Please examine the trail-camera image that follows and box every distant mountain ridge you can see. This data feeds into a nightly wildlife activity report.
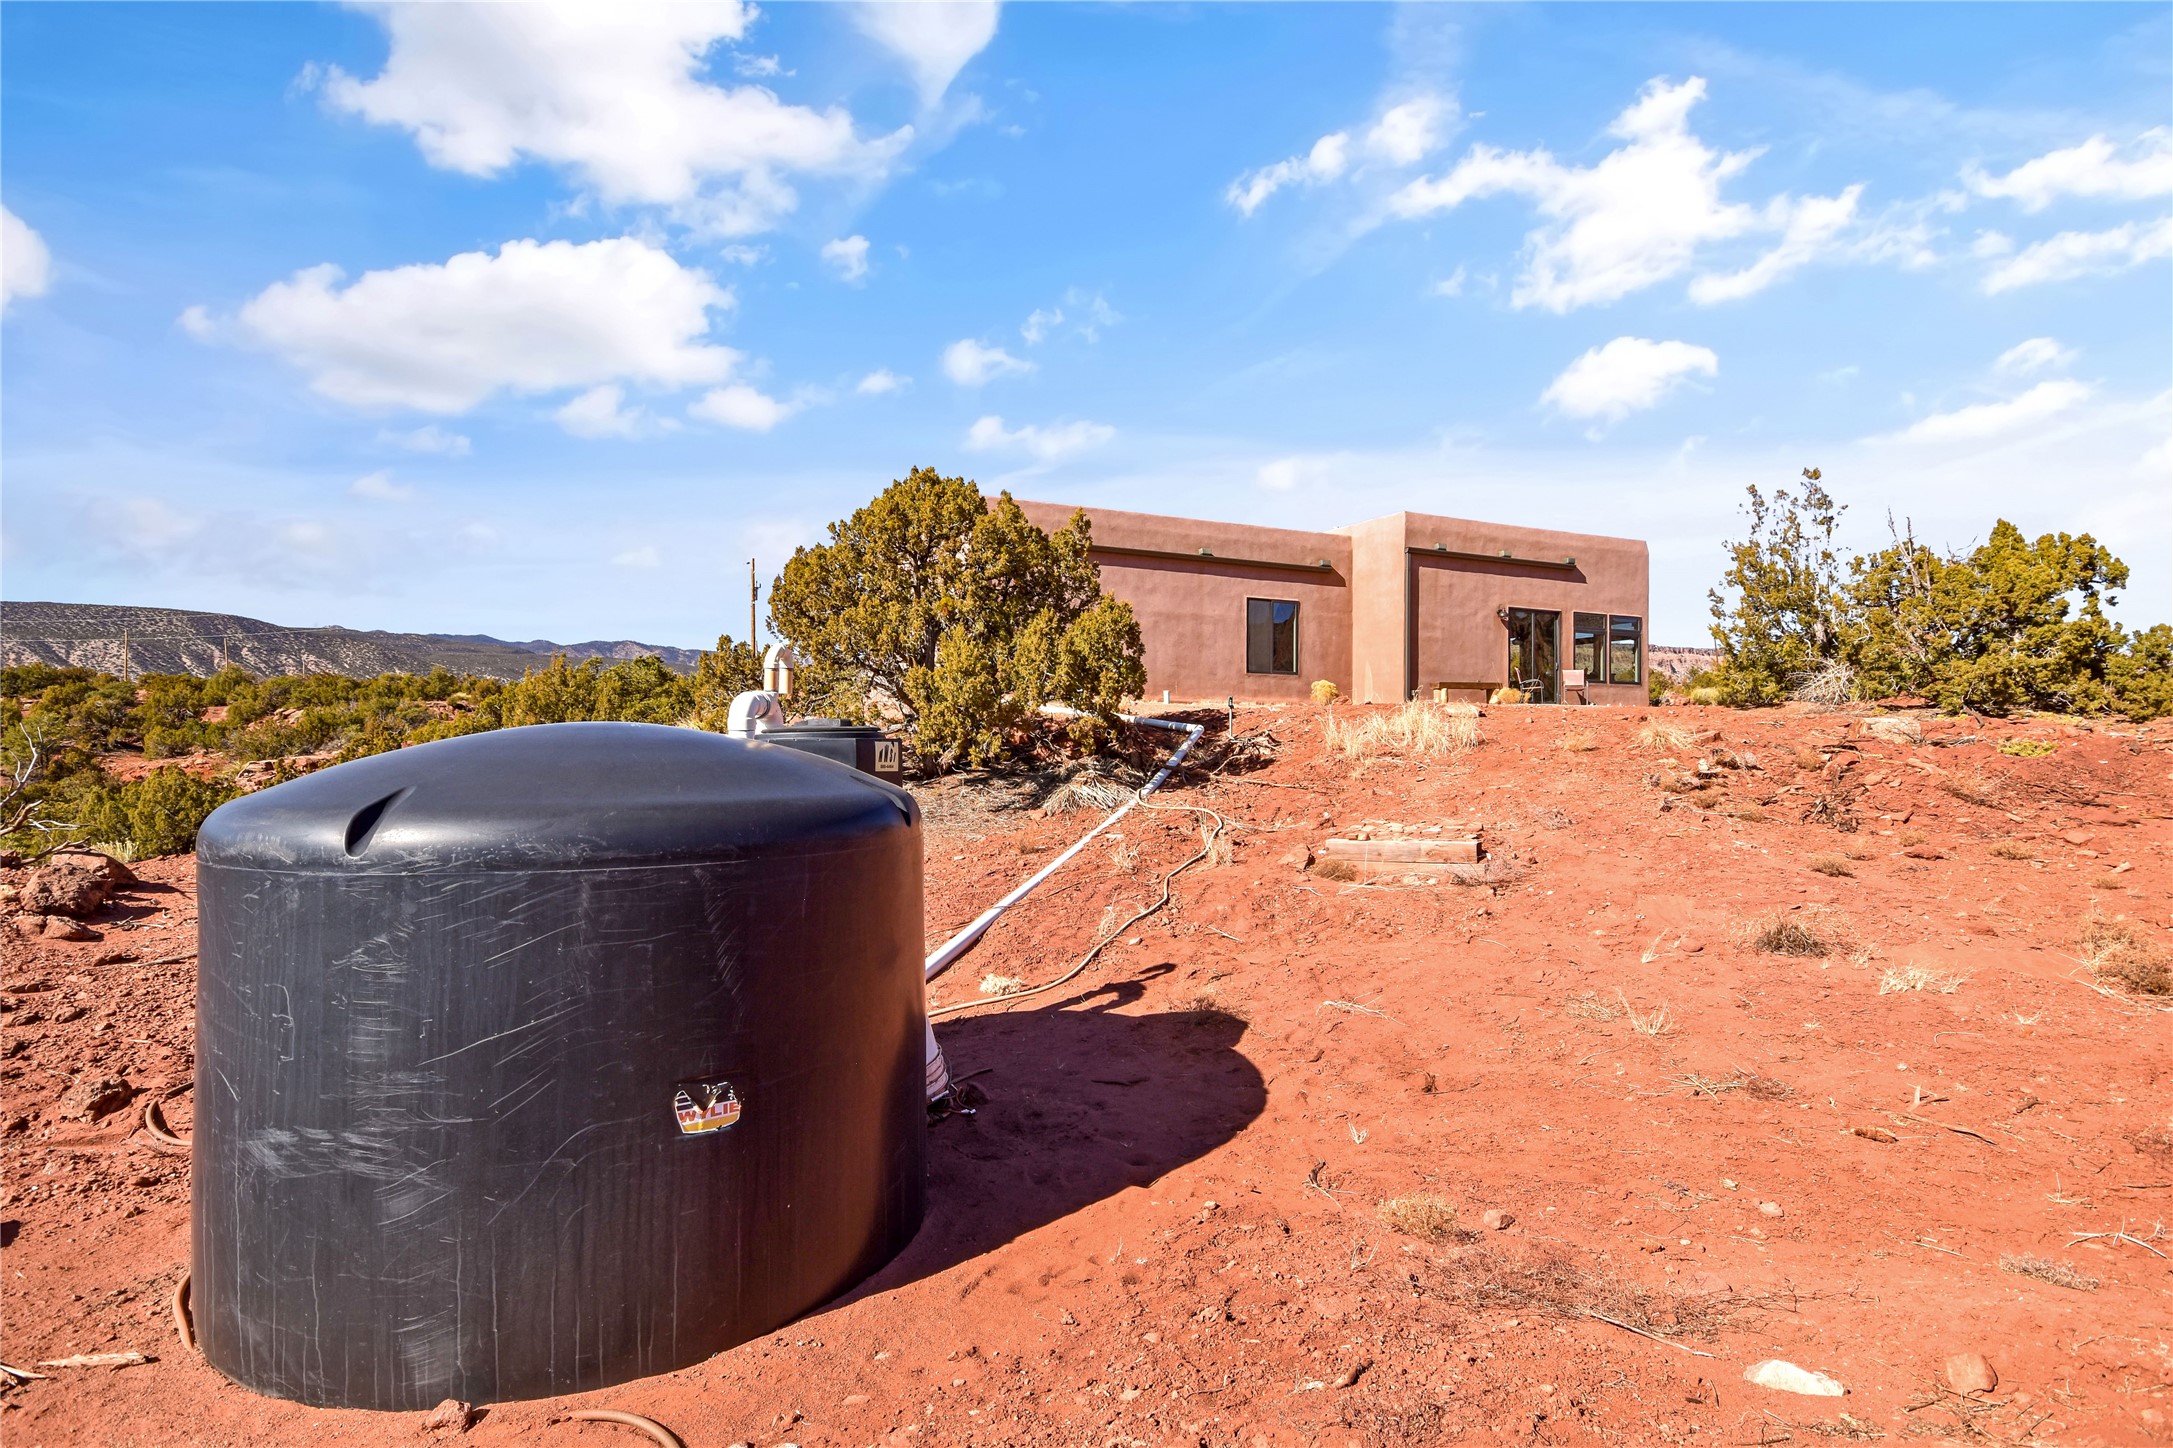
[1,602,704,680]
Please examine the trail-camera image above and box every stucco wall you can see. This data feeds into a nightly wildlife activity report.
[1017,501,1352,701]
[1015,500,1650,705]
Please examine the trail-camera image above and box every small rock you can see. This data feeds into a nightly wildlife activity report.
[1277,844,1314,871]
[842,1393,870,1406]
[1329,1360,1371,1389]
[1743,1360,1846,1397]
[1944,1353,1997,1395]
[41,915,97,941]
[1480,1209,1515,1231]
[1757,1201,1784,1218]
[17,855,123,918]
[1680,939,1704,954]
[419,1398,473,1433]
[1721,1178,1738,1190]
[1902,844,1946,860]
[2061,829,2094,845]
[59,1074,134,1121]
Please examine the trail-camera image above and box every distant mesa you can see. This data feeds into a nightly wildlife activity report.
[0,602,702,681]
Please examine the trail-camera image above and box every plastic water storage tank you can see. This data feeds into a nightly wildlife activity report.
[192,722,926,1409]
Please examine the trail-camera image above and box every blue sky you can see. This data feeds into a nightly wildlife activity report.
[4,2,2169,648]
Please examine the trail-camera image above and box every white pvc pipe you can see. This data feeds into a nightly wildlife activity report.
[922,709,1205,984]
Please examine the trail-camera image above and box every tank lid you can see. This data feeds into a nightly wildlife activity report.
[197,722,916,873]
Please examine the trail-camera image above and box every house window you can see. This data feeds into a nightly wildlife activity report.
[1573,613,1605,680]
[1246,598,1299,674]
[1609,615,1642,684]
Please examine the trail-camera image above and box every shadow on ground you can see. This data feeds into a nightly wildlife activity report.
[838,969,1265,1304]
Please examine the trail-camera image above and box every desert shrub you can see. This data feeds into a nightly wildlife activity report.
[1489,686,1521,705]
[768,469,1145,769]
[1559,729,1598,753]
[1741,907,1854,958]
[1310,679,1340,704]
[1378,1196,1459,1242]
[77,767,238,859]
[1687,686,1723,705]
[687,634,765,729]
[1637,721,1694,752]
[1704,477,2164,718]
[1808,856,1853,877]
[1792,747,1826,770]
[1988,840,2037,860]
[2079,912,2170,996]
[1998,738,2057,758]
[1936,771,2000,807]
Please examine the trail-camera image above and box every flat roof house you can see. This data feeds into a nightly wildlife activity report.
[1017,502,1650,706]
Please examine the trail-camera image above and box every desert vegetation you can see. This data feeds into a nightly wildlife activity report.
[1699,474,2170,718]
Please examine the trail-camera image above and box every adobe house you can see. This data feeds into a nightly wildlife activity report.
[1017,502,1650,705]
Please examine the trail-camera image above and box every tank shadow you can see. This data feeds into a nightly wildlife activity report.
[835,972,1266,1304]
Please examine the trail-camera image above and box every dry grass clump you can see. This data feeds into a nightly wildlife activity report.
[1617,991,1676,1036]
[1559,729,1599,753]
[1999,1253,2098,1292]
[1312,857,1362,883]
[1741,907,1856,958]
[1310,679,1340,704]
[1878,964,1967,995]
[1638,721,1695,752]
[1988,839,2038,861]
[1808,856,1855,877]
[1323,702,1479,763]
[1377,1195,1460,1242]
[1791,659,1858,707]
[1443,856,1525,889]
[2078,912,2171,996]
[1998,738,2057,758]
[1433,1245,1733,1342]
[1793,747,1828,771]
[1564,992,1621,1023]
[979,973,1027,995]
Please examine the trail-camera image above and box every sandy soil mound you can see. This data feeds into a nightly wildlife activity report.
[4,704,2169,1445]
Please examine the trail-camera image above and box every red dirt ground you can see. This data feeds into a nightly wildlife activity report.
[5,704,2171,1447]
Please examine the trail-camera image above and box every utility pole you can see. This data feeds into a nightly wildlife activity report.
[748,558,759,649]
[120,628,130,684]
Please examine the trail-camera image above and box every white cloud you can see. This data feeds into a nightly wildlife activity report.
[964,414,1113,461]
[1687,185,1863,303]
[821,234,870,283]
[1541,336,1718,427]
[850,0,1000,105]
[1981,217,2173,293]
[378,424,473,456]
[1255,457,1304,492]
[942,337,1034,385]
[209,237,739,413]
[734,52,786,79]
[1994,337,2076,376]
[1228,133,1351,216]
[1365,96,1453,167]
[1885,378,2092,445]
[1228,93,1455,216]
[856,368,907,395]
[612,544,662,569]
[690,383,794,431]
[1429,266,1467,297]
[1391,76,1864,312]
[2,206,53,311]
[350,469,415,502]
[319,4,911,235]
[555,383,651,439]
[1964,128,2173,212]
[1021,305,1062,345]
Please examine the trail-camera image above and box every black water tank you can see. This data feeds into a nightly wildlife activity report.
[192,723,925,1409]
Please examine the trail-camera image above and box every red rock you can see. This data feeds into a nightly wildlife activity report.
[59,1074,134,1121]
[40,915,97,941]
[419,1398,473,1433]
[1944,1353,1997,1395]
[1902,844,1946,860]
[1481,1208,1515,1230]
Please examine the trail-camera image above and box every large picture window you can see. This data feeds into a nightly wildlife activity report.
[1573,613,1605,680]
[1608,614,1642,684]
[1246,598,1299,674]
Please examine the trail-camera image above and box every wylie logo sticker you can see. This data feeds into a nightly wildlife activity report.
[673,1080,743,1135]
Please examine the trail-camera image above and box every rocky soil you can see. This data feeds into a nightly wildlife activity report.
[3,704,2169,1446]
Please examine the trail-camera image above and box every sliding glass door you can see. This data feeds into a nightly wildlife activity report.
[1505,608,1560,703]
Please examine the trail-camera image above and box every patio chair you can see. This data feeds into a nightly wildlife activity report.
[1562,667,1592,704]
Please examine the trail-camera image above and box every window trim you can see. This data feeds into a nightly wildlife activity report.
[1244,596,1301,675]
[1572,612,1606,683]
[1607,613,1643,685]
